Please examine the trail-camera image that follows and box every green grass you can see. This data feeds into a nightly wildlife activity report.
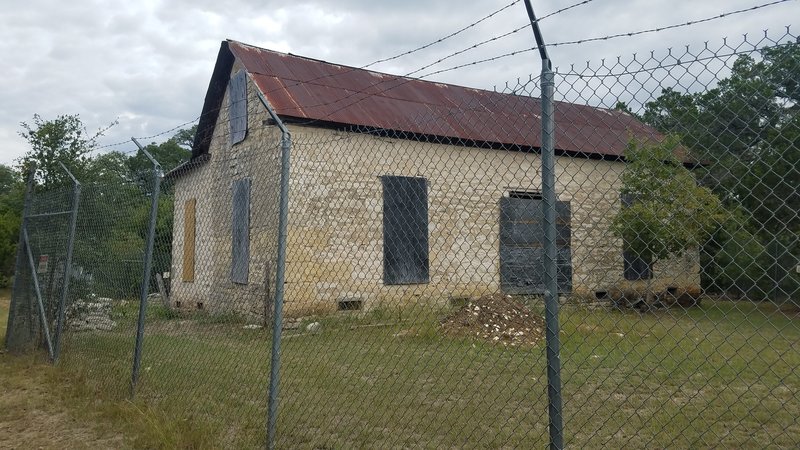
[49,298,800,449]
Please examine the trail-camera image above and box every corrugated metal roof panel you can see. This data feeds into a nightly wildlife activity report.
[231,40,664,158]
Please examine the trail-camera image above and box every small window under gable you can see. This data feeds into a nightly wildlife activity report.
[229,70,248,145]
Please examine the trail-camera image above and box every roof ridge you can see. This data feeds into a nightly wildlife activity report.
[227,41,633,118]
[227,40,537,99]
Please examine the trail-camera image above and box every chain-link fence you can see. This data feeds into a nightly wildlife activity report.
[5,28,799,448]
[5,171,76,359]
[552,29,799,449]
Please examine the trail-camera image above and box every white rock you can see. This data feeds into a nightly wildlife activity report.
[306,322,322,334]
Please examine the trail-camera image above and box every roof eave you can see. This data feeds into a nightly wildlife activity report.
[191,41,235,159]
[164,153,211,181]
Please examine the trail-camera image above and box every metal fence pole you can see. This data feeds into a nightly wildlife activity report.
[21,227,55,359]
[540,65,564,450]
[53,162,81,362]
[258,89,292,450]
[523,1,564,448]
[4,167,36,351]
[130,138,162,397]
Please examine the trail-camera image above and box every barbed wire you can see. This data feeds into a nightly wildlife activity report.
[408,0,604,76]
[254,1,525,102]
[93,0,792,152]
[92,0,604,152]
[555,30,795,78]
[365,0,523,69]
[281,0,794,125]
[260,0,600,110]
[92,116,201,152]
[277,32,794,151]
[91,28,792,160]
[418,0,794,79]
[92,2,524,153]
[548,0,793,48]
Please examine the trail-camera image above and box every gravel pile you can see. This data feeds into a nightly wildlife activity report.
[440,294,545,347]
[68,297,117,332]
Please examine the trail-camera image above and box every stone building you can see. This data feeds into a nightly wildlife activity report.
[167,40,700,319]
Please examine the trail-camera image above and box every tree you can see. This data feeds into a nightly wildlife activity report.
[12,117,192,299]
[124,126,193,192]
[614,101,639,118]
[0,164,23,287]
[170,124,198,150]
[18,114,116,187]
[73,129,192,298]
[639,42,799,300]
[611,137,728,304]
[127,139,191,184]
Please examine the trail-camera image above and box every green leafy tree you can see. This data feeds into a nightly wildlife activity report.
[640,42,799,300]
[611,137,728,302]
[17,114,116,187]
[74,130,192,298]
[0,164,23,287]
[126,130,192,192]
[13,116,192,299]
[170,124,198,150]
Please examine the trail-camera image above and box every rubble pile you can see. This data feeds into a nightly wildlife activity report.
[441,294,545,347]
[68,297,117,332]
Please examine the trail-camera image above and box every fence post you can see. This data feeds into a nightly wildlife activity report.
[53,162,81,362]
[22,227,54,359]
[4,166,36,351]
[129,138,162,397]
[540,65,564,450]
[523,1,564,448]
[256,88,292,450]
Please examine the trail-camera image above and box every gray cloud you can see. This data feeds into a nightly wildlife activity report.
[1,0,796,165]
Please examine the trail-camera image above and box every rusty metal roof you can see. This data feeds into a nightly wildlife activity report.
[194,40,664,159]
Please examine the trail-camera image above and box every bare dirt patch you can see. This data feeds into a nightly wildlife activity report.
[780,304,800,317]
[0,354,130,450]
[440,294,545,346]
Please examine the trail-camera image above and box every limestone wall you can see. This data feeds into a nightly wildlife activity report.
[170,64,282,318]
[282,126,700,315]
[171,65,700,319]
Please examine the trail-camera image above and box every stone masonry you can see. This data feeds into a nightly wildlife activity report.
[169,66,701,319]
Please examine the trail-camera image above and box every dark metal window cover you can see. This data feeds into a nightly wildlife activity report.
[382,176,429,285]
[620,193,652,280]
[499,197,572,294]
[229,70,247,146]
[231,178,251,284]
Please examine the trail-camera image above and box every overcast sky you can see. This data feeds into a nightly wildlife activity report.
[1,0,797,166]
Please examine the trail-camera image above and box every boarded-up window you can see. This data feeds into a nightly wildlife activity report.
[182,198,196,282]
[624,251,652,280]
[621,193,652,280]
[229,70,247,145]
[231,178,251,284]
[382,176,429,285]
[499,196,573,294]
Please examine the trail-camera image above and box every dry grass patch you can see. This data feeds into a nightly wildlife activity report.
[0,289,216,449]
